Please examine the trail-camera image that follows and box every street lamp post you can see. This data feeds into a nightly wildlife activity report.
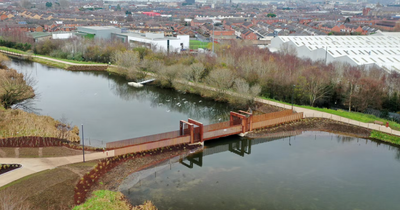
[291,85,295,112]
[212,22,215,54]
[81,124,85,162]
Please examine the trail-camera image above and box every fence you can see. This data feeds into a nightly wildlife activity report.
[114,135,191,156]
[253,113,303,129]
[106,130,181,149]
[253,109,293,122]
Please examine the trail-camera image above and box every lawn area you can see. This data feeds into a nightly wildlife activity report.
[73,190,157,210]
[0,46,27,54]
[260,96,400,131]
[32,57,70,69]
[190,40,209,50]
[37,55,103,65]
[73,190,131,210]
[370,130,400,145]
[0,46,102,65]
[0,161,97,210]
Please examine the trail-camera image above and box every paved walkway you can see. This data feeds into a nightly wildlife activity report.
[0,150,114,188]
[0,50,107,67]
[256,98,400,136]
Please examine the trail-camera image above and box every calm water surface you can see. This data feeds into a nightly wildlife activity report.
[10,60,233,146]
[121,132,400,210]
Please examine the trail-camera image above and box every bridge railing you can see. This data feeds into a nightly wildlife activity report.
[253,109,293,122]
[114,135,191,156]
[203,121,230,132]
[106,130,180,149]
[204,125,242,140]
[253,113,303,129]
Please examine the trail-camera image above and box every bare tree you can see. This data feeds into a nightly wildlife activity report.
[111,50,145,80]
[0,69,36,109]
[279,42,297,56]
[343,66,362,112]
[302,66,332,106]
[205,68,235,100]
[0,54,10,69]
[182,63,204,83]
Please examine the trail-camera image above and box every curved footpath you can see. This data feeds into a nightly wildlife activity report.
[255,98,400,136]
[0,151,115,188]
[1,50,400,188]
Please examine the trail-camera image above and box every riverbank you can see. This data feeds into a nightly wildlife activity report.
[0,105,81,142]
[248,118,400,146]
[0,144,197,209]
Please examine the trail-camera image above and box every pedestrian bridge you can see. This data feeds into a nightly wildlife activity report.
[107,110,304,156]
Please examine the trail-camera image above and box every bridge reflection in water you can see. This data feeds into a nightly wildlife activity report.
[180,130,302,169]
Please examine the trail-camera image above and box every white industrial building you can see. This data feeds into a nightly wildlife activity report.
[269,35,400,73]
[113,32,190,53]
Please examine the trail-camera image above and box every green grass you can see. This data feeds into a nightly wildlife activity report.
[36,55,102,64]
[190,40,208,50]
[0,46,27,54]
[0,169,50,191]
[370,131,400,145]
[73,190,131,210]
[32,57,70,69]
[260,96,400,131]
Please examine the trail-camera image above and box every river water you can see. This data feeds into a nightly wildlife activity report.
[121,132,400,210]
[9,60,400,209]
[9,60,233,146]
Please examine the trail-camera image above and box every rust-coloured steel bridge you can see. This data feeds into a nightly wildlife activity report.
[107,110,303,156]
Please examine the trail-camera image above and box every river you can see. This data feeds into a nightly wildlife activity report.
[9,60,233,147]
[9,60,400,209]
[121,132,400,210]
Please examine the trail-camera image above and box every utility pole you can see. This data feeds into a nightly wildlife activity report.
[212,21,215,54]
[292,85,295,112]
[81,124,85,162]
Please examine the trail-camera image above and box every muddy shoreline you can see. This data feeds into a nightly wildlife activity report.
[248,118,371,139]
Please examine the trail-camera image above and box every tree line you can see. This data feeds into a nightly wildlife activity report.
[1,34,399,119]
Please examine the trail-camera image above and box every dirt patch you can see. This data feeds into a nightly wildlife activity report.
[0,161,97,210]
[248,118,371,139]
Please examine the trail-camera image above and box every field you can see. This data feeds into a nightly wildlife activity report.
[190,40,209,50]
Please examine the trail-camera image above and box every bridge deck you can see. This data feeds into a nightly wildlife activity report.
[109,110,304,156]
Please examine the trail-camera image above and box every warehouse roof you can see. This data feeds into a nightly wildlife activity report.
[275,36,400,72]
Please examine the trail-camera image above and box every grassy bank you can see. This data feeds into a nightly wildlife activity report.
[73,190,157,210]
[37,55,103,65]
[0,107,80,142]
[370,130,400,145]
[73,190,132,210]
[0,46,103,65]
[0,46,26,54]
[260,97,400,131]
[0,161,97,210]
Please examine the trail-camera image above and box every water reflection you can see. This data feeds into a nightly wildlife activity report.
[121,132,400,210]
[9,59,234,143]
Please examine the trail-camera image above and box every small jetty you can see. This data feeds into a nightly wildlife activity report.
[128,78,155,88]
